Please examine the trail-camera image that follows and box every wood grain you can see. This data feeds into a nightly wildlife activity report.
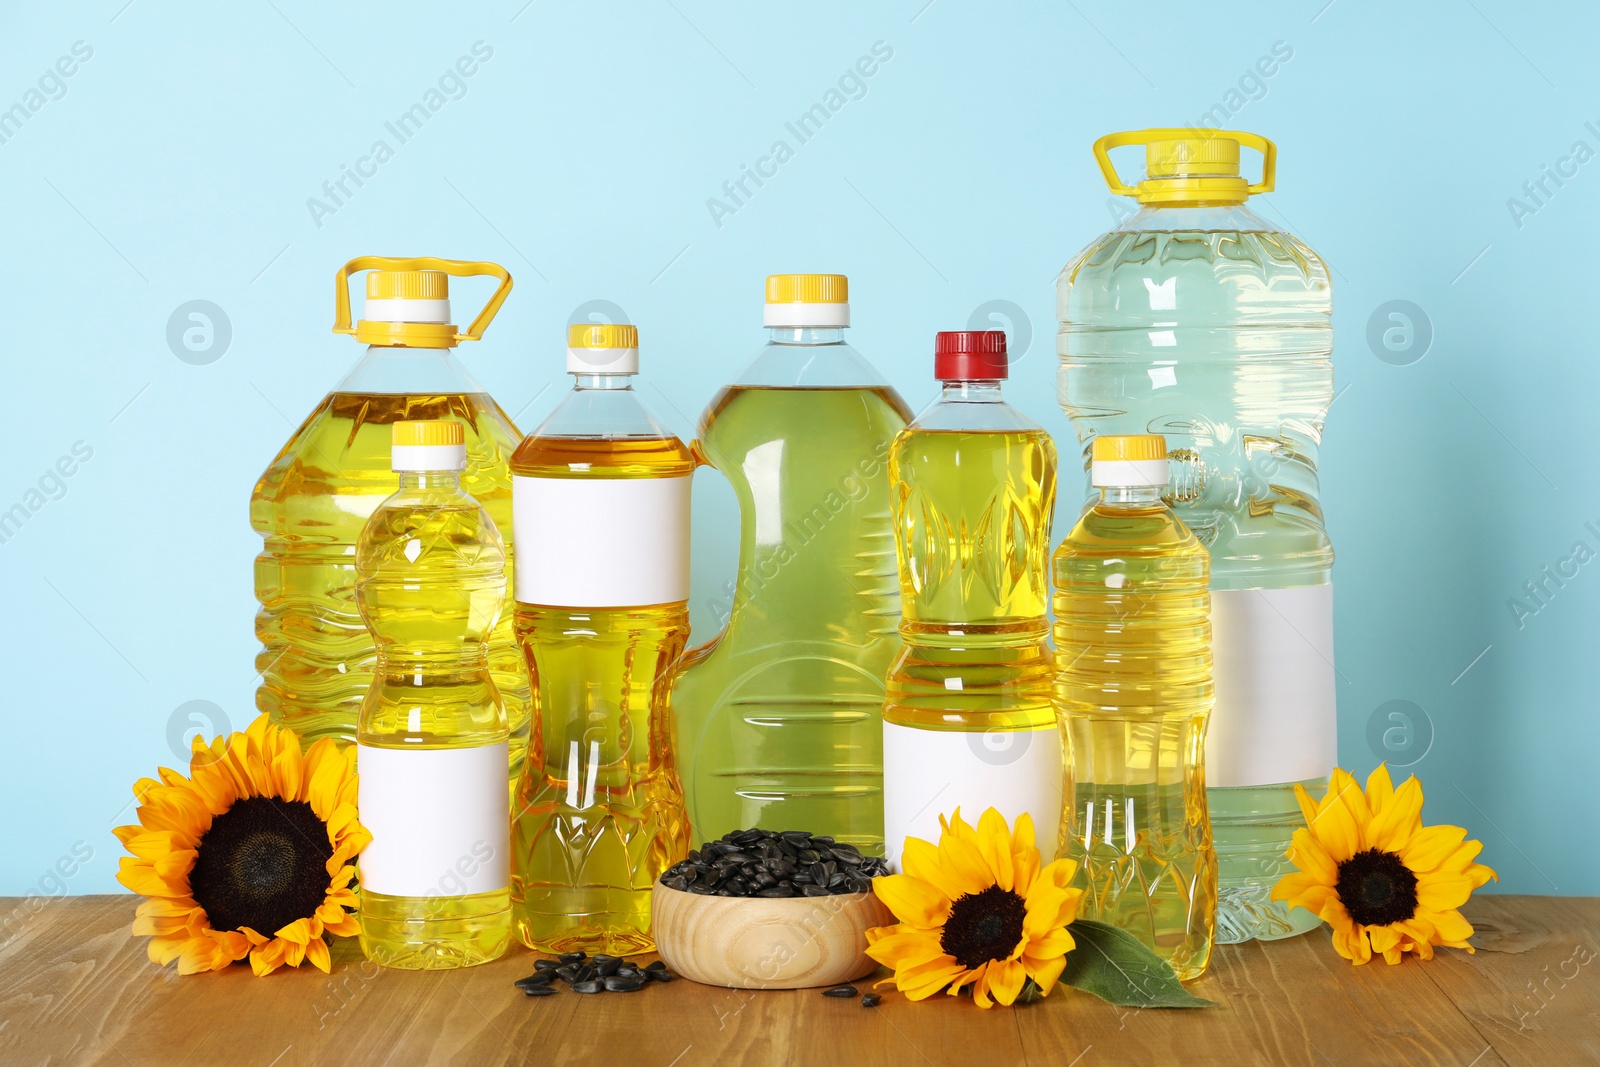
[651,881,893,989]
[0,895,1592,1066]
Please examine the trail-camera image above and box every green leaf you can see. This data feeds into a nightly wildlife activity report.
[1058,920,1217,1009]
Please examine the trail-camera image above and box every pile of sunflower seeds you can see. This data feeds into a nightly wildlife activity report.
[659,829,889,898]
[514,952,673,996]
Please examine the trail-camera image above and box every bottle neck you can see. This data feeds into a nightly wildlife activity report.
[397,470,462,490]
[937,380,1004,403]
[572,374,633,391]
[1099,484,1164,505]
[766,326,845,346]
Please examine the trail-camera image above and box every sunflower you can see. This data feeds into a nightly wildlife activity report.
[1272,765,1497,966]
[115,714,370,976]
[865,808,1081,1008]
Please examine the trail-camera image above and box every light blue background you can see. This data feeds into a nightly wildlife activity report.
[1,1,1594,898]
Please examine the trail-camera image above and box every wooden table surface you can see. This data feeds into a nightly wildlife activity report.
[2,894,1594,1066]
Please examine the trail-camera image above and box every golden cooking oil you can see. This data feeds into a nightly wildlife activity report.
[1053,434,1216,980]
[356,420,511,969]
[881,337,1061,869]
[510,326,693,955]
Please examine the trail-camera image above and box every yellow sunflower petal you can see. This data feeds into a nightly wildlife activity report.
[1022,927,1075,961]
[947,960,986,995]
[873,874,952,929]
[1416,872,1474,912]
[1465,862,1498,889]
[864,928,947,972]
[305,937,331,974]
[902,836,970,903]
[976,808,1015,892]
[1293,782,1320,828]
[1398,824,1468,873]
[1365,763,1395,808]
[1331,920,1371,964]
[1421,908,1473,944]
[249,939,290,977]
[985,958,1027,1007]
[1367,776,1424,853]
[936,832,995,899]
[895,957,967,1001]
[1023,951,1068,996]
[1307,790,1362,863]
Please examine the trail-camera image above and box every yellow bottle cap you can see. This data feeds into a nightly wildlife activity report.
[764,274,850,328]
[568,323,639,349]
[567,322,640,375]
[333,256,513,350]
[1094,129,1276,206]
[765,274,849,304]
[367,270,449,300]
[1092,433,1167,461]
[392,420,463,446]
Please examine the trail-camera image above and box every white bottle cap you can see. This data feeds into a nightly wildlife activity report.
[1090,434,1170,488]
[567,323,639,375]
[763,273,850,328]
[391,421,467,471]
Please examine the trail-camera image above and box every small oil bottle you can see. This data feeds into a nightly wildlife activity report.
[510,324,692,955]
[356,420,511,969]
[882,330,1060,870]
[1053,433,1215,980]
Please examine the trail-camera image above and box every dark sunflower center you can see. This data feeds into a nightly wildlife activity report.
[1334,847,1419,927]
[939,885,1027,970]
[189,796,334,937]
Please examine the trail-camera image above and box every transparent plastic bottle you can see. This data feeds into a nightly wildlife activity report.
[251,257,530,794]
[670,274,911,855]
[882,331,1060,871]
[1053,434,1215,980]
[509,323,692,955]
[1056,131,1334,942]
[356,420,511,969]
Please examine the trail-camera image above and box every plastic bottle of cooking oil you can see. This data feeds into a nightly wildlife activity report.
[355,420,511,969]
[670,274,911,855]
[1054,434,1215,981]
[251,257,530,794]
[881,331,1060,871]
[1057,131,1334,943]
[509,323,692,955]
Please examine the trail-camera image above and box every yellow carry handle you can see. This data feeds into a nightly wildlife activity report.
[333,256,513,348]
[1093,129,1275,204]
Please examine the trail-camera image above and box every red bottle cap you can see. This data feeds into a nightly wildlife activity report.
[934,330,1008,381]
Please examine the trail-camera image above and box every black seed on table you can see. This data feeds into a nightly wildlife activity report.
[802,884,830,897]
[834,851,863,866]
[596,958,620,977]
[558,951,587,964]
[649,969,674,982]
[812,835,834,846]
[823,985,858,998]
[781,831,811,844]
[514,974,553,989]
[732,828,763,845]
[861,993,880,1008]
[570,980,605,994]
[689,883,715,895]
[522,985,559,997]
[644,959,666,972]
[604,976,646,992]
[797,849,819,865]
[534,959,561,972]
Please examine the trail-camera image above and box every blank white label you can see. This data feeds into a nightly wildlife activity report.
[357,743,509,897]
[882,721,1065,872]
[513,475,691,607]
[1206,586,1338,788]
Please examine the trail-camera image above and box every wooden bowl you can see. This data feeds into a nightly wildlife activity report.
[651,880,893,989]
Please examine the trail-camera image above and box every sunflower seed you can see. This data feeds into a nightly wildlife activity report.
[861,993,880,1007]
[648,969,674,982]
[514,975,553,990]
[661,829,888,897]
[604,975,646,992]
[558,951,587,964]
[522,985,559,997]
[570,980,605,994]
[822,985,858,998]
[534,959,561,972]
[644,960,667,972]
